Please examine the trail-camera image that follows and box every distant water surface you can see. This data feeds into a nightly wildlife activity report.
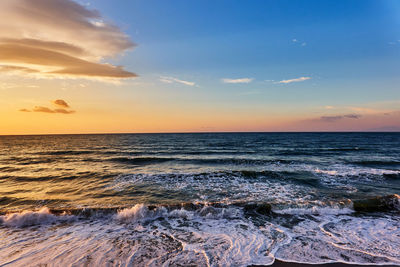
[0,133,399,266]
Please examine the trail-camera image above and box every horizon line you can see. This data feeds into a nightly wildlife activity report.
[1,130,399,137]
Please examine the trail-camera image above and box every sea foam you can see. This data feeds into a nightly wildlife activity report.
[0,207,71,227]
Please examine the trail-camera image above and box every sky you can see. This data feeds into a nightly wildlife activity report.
[0,0,399,134]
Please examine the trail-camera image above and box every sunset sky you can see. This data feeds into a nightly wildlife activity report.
[1,0,399,134]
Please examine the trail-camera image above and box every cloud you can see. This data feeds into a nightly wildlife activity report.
[33,106,57,113]
[276,77,311,84]
[52,99,70,108]
[319,114,362,122]
[221,78,253,84]
[348,106,383,115]
[1,38,85,56]
[0,65,39,74]
[53,108,75,114]
[160,76,196,86]
[20,100,75,114]
[0,0,136,80]
[292,38,306,47]
[32,106,75,114]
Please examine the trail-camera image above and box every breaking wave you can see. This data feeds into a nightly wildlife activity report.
[1,200,400,266]
[0,207,75,227]
[1,194,399,229]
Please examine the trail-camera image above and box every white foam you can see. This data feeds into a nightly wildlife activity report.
[110,172,314,206]
[116,204,242,223]
[274,206,354,215]
[315,168,338,176]
[0,207,74,227]
[116,204,166,222]
[275,214,400,265]
[1,205,400,266]
[110,166,399,208]
[168,208,194,219]
[314,166,400,177]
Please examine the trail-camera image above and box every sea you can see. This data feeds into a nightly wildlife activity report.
[0,133,399,266]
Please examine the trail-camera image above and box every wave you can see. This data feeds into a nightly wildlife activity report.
[109,170,314,204]
[109,169,400,210]
[108,156,174,165]
[2,194,398,228]
[116,203,243,223]
[0,196,18,205]
[1,196,400,265]
[0,166,21,172]
[0,207,75,227]
[107,156,297,166]
[1,199,399,266]
[4,157,55,165]
[3,171,113,182]
[32,150,95,156]
[273,206,354,216]
[188,158,295,166]
[349,160,400,168]
[276,147,369,156]
[322,147,368,152]
[0,203,241,228]
[313,166,400,178]
[180,150,259,155]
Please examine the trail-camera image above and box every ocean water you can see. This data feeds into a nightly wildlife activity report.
[0,133,399,266]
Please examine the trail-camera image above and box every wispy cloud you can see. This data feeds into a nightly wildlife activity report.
[0,82,19,90]
[160,76,196,86]
[276,77,311,84]
[292,38,306,46]
[318,101,400,116]
[221,78,253,84]
[1,82,39,90]
[348,106,384,115]
[20,99,75,114]
[388,40,400,45]
[319,114,361,122]
[0,0,136,80]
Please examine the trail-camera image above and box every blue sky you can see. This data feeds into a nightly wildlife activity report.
[94,0,400,102]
